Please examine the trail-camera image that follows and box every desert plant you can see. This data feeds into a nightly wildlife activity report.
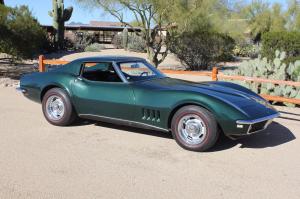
[169,31,235,70]
[233,44,260,58]
[49,0,73,50]
[261,31,300,62]
[225,50,300,106]
[84,43,105,52]
[128,35,146,53]
[112,33,146,53]
[74,32,94,50]
[0,5,47,59]
[112,34,122,49]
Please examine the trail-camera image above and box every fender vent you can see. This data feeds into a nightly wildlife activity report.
[142,108,160,122]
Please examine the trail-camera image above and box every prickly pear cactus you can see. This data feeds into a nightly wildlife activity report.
[224,50,300,106]
[49,0,73,50]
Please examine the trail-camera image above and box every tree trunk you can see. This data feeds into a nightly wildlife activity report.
[0,0,4,5]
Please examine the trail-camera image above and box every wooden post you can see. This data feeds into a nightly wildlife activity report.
[212,67,218,81]
[38,55,45,72]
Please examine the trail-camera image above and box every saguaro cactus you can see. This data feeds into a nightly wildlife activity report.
[49,0,73,50]
[122,26,128,50]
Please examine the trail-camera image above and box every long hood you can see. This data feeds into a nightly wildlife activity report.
[138,78,256,100]
[137,77,278,118]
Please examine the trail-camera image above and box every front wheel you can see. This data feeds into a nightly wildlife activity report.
[171,105,219,152]
[42,88,77,126]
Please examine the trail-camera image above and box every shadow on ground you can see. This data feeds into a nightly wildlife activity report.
[94,121,173,139]
[210,122,296,152]
[72,119,172,139]
[73,120,295,152]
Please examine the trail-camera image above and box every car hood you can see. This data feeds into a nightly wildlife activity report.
[138,78,255,100]
[137,77,277,118]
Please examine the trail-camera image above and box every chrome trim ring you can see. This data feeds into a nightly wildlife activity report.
[246,119,274,135]
[177,114,207,145]
[46,95,65,121]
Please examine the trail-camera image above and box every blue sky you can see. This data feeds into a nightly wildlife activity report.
[6,0,287,25]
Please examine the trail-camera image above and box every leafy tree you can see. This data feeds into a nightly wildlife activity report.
[286,0,300,31]
[270,3,286,32]
[0,0,4,5]
[76,0,173,67]
[234,0,294,42]
[0,5,46,59]
[239,0,272,42]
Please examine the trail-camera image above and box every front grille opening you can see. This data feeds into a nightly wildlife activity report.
[249,121,268,133]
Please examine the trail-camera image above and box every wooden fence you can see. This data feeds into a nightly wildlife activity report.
[38,55,300,105]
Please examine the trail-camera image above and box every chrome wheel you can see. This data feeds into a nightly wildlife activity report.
[46,95,65,121]
[177,114,207,145]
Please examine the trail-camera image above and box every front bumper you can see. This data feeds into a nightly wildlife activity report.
[236,113,280,135]
[16,87,27,93]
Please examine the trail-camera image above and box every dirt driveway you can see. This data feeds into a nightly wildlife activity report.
[0,87,299,199]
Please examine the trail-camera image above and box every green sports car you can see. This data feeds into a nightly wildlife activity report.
[18,56,279,151]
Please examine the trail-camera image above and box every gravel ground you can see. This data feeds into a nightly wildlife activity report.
[0,85,299,199]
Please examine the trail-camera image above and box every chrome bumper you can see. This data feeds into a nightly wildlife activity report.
[16,87,27,93]
[236,113,280,134]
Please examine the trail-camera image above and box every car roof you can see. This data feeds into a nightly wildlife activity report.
[73,56,146,63]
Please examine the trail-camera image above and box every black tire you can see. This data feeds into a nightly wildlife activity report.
[42,88,77,126]
[171,105,219,152]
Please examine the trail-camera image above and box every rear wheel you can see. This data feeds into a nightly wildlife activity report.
[171,105,219,152]
[42,88,77,126]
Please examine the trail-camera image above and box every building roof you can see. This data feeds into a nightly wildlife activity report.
[42,20,141,32]
[89,21,125,27]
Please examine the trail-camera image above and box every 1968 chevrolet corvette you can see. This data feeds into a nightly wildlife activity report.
[18,56,279,151]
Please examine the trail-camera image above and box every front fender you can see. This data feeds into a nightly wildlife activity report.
[166,91,250,135]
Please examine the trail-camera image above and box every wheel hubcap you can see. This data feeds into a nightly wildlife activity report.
[46,95,65,120]
[178,114,207,145]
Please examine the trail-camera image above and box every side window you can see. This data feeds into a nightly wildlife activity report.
[118,62,156,81]
[81,62,122,82]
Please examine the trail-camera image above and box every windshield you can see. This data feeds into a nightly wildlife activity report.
[117,61,166,82]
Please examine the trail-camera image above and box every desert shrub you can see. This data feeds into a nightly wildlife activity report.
[112,34,123,49]
[112,33,146,52]
[284,56,300,65]
[169,31,235,70]
[0,5,47,59]
[84,43,105,52]
[261,31,300,62]
[233,44,260,58]
[128,35,146,52]
[74,32,95,50]
[224,50,300,106]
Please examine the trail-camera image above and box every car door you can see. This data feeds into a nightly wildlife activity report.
[71,62,135,121]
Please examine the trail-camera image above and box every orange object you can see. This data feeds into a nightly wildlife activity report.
[260,94,300,105]
[38,55,45,72]
[218,74,300,87]
[211,67,218,81]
